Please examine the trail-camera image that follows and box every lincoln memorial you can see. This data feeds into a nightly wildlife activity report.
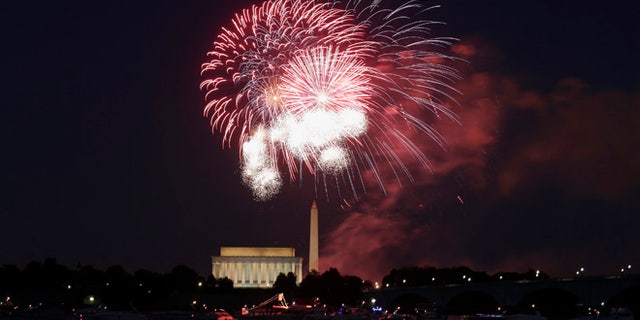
[211,246,303,288]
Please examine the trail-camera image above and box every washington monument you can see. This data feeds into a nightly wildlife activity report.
[309,201,318,273]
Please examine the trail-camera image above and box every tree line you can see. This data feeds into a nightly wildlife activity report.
[273,268,371,307]
[381,266,550,287]
[0,259,550,310]
[0,259,217,310]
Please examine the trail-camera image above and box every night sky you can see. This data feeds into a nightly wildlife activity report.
[1,0,638,283]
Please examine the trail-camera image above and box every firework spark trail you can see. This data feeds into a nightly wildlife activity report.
[201,0,460,201]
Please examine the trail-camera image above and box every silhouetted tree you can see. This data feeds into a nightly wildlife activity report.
[22,260,44,288]
[134,269,161,286]
[342,275,366,306]
[104,265,134,307]
[216,277,234,292]
[0,265,20,291]
[105,265,132,287]
[42,258,72,289]
[320,268,343,306]
[383,266,494,286]
[273,272,297,295]
[298,270,321,302]
[206,274,216,288]
[76,265,104,288]
[166,265,200,292]
[361,279,374,292]
[298,269,365,307]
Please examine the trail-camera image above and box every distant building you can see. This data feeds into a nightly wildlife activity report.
[211,247,303,288]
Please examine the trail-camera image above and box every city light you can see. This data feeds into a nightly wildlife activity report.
[620,265,632,276]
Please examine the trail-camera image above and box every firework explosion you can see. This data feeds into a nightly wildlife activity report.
[201,0,460,201]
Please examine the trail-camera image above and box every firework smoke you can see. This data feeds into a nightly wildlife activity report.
[201,0,460,200]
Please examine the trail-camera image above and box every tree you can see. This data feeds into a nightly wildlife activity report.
[166,265,200,292]
[105,265,132,287]
[0,265,20,291]
[76,265,104,288]
[216,277,234,292]
[104,265,134,307]
[341,275,366,306]
[320,268,343,306]
[298,268,365,307]
[298,270,321,304]
[22,260,44,288]
[273,272,297,295]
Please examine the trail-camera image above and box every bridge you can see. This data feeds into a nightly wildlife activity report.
[362,275,640,312]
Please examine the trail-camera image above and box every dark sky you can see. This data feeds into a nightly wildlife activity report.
[1,0,638,282]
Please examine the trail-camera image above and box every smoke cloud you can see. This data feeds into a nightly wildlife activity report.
[318,37,640,282]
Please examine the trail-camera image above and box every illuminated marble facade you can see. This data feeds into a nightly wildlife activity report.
[211,247,303,288]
